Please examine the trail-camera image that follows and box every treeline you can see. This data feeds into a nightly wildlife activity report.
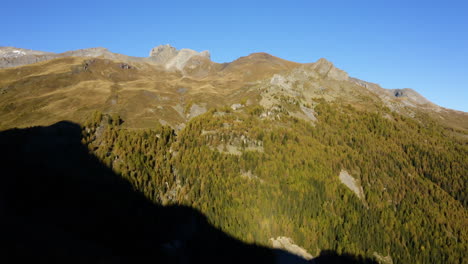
[81,101,467,263]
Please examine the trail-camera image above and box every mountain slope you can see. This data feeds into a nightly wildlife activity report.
[0,45,467,263]
[1,46,466,132]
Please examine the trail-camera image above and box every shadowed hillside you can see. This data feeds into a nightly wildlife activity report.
[0,121,376,263]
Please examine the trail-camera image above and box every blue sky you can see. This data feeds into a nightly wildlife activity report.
[2,0,467,111]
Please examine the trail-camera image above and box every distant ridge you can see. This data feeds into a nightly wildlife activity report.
[0,44,466,132]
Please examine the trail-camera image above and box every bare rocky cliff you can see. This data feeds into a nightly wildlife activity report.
[149,44,211,71]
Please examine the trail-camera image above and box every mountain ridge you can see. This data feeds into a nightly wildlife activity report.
[0,44,462,113]
[0,45,466,133]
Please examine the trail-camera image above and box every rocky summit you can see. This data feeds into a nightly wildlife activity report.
[149,44,211,70]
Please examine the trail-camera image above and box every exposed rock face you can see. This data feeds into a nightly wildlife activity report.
[149,44,178,64]
[0,47,56,68]
[270,74,293,90]
[311,58,349,81]
[373,252,393,264]
[270,236,313,260]
[388,88,432,105]
[339,170,365,202]
[199,50,211,58]
[187,103,207,119]
[393,89,405,98]
[149,44,211,71]
[350,77,440,113]
[349,77,383,94]
[166,49,201,70]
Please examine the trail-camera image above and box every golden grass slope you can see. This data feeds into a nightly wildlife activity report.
[0,53,300,130]
[0,52,466,134]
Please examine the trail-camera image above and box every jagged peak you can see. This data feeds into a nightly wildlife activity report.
[316,57,333,65]
[148,44,211,70]
[149,45,210,58]
[149,44,177,57]
[311,57,348,81]
[389,88,432,105]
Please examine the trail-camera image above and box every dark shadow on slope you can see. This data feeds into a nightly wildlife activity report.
[312,250,378,264]
[0,121,375,264]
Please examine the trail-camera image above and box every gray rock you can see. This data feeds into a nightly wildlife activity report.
[231,103,244,110]
[388,88,431,105]
[311,58,349,81]
[199,50,211,59]
[0,47,56,68]
[270,236,313,261]
[149,44,178,64]
[393,89,406,98]
[149,44,211,71]
[166,48,211,71]
[187,103,207,119]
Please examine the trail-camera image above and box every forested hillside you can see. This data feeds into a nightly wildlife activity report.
[82,101,467,263]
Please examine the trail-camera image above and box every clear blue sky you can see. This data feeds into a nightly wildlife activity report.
[2,0,467,111]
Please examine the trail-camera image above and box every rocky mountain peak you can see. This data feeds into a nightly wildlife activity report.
[311,58,348,81]
[315,57,333,65]
[312,58,335,74]
[149,44,178,63]
[148,44,211,71]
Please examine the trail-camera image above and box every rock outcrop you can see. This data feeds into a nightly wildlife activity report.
[388,88,432,105]
[0,47,56,68]
[270,236,313,260]
[339,170,366,203]
[311,58,349,81]
[149,44,178,64]
[149,44,211,71]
